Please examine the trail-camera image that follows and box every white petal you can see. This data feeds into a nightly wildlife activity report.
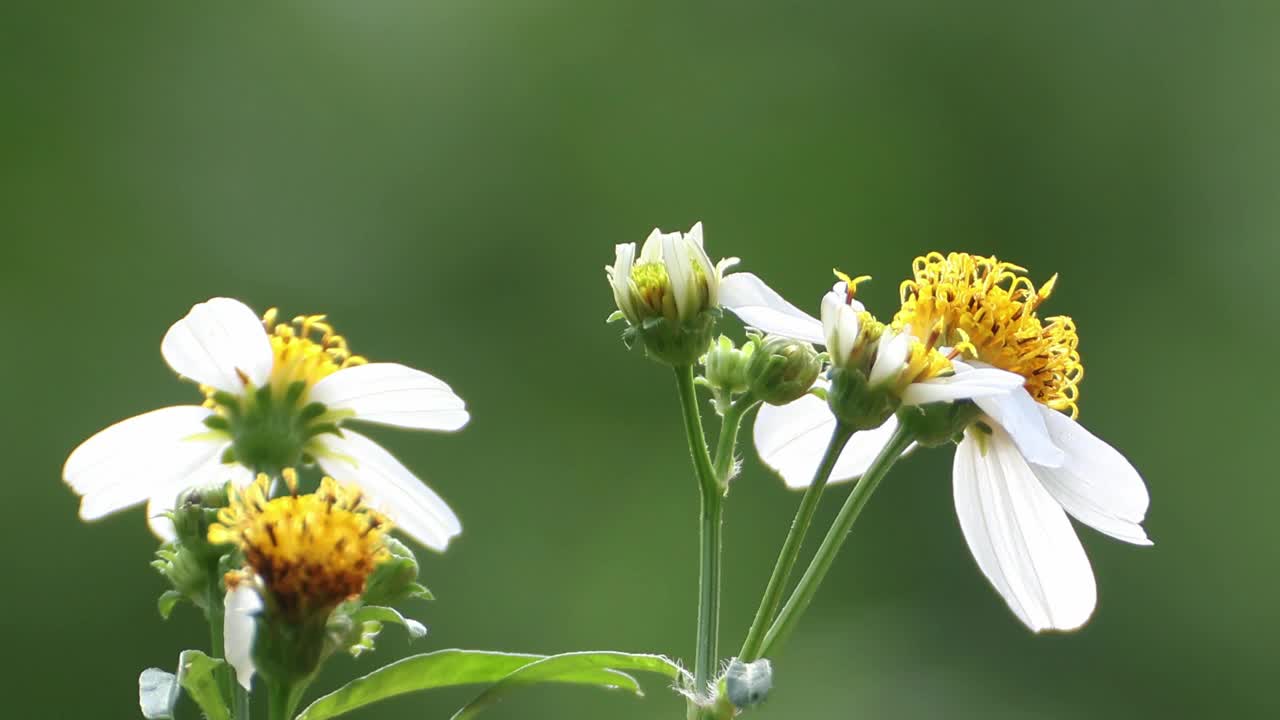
[224,583,263,691]
[639,228,665,262]
[664,234,697,321]
[160,298,274,393]
[974,387,1065,468]
[310,363,470,432]
[867,328,909,388]
[1030,407,1152,545]
[719,273,825,344]
[685,220,705,247]
[608,243,639,323]
[902,367,1025,406]
[63,406,227,521]
[146,462,255,541]
[821,293,859,366]
[315,429,462,551]
[753,394,908,488]
[953,428,1096,632]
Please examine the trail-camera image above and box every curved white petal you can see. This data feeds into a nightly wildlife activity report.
[719,273,825,344]
[685,220,705,247]
[315,429,461,551]
[821,293,859,365]
[224,583,263,691]
[974,387,1065,468]
[753,394,908,488]
[639,228,665,262]
[902,367,1025,406]
[63,406,228,521]
[310,363,470,432]
[146,461,255,541]
[868,329,909,388]
[1030,407,1152,545]
[161,298,274,393]
[661,234,695,322]
[953,427,1096,632]
[608,243,639,323]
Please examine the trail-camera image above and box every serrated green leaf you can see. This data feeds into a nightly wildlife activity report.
[157,590,185,620]
[351,606,427,640]
[451,651,686,720]
[177,650,230,720]
[139,668,178,719]
[297,650,610,720]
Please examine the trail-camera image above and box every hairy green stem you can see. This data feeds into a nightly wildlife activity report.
[267,680,306,720]
[673,366,723,717]
[759,422,913,656]
[737,421,855,662]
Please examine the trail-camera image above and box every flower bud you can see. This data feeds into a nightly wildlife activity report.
[746,336,821,406]
[606,222,740,367]
[170,485,232,562]
[362,537,434,606]
[702,335,754,396]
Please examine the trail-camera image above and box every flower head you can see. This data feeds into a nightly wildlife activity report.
[892,252,1151,632]
[63,297,467,550]
[210,472,389,620]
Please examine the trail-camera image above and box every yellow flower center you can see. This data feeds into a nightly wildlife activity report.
[209,471,390,618]
[263,309,367,391]
[892,252,1083,417]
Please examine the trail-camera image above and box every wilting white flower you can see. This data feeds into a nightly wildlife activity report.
[62,298,468,550]
[719,271,1023,486]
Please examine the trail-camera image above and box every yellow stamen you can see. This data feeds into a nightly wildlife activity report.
[893,252,1084,417]
[833,269,873,304]
[209,474,390,617]
[263,309,368,391]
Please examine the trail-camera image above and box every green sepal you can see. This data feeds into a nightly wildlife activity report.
[157,590,185,620]
[628,308,720,367]
[177,650,231,720]
[746,336,822,406]
[361,537,430,607]
[897,399,983,447]
[351,606,427,640]
[606,310,626,323]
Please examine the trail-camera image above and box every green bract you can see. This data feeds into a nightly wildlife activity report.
[826,366,900,430]
[746,335,821,406]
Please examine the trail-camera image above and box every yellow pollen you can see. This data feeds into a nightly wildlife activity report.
[262,308,368,391]
[209,473,390,618]
[892,252,1084,417]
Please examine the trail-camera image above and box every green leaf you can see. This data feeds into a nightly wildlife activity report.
[157,590,185,620]
[351,606,427,640]
[451,651,686,720]
[177,650,231,720]
[297,650,606,720]
[138,668,178,719]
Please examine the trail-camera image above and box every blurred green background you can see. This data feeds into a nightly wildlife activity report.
[3,1,1276,717]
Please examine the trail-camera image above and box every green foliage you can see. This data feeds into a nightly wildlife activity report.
[177,651,232,720]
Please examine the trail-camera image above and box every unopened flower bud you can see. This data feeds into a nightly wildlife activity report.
[746,336,821,406]
[606,222,740,366]
[702,335,754,396]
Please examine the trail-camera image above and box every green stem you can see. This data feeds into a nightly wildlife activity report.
[267,680,306,720]
[737,421,855,662]
[758,422,914,657]
[713,397,758,484]
[673,366,722,714]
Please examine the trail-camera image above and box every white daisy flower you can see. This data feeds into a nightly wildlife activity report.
[890,252,1151,631]
[62,298,468,551]
[719,271,1024,487]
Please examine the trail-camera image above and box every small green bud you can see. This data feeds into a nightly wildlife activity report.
[827,366,900,430]
[746,336,822,406]
[702,335,754,396]
[897,399,984,447]
[151,542,210,611]
[170,485,233,563]
[362,537,433,606]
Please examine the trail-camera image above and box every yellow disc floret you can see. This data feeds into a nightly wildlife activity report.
[209,471,390,618]
[262,309,368,391]
[892,252,1084,417]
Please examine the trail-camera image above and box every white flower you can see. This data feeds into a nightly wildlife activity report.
[62,298,468,551]
[889,251,1151,631]
[224,580,263,691]
[720,273,1023,487]
[606,222,740,325]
